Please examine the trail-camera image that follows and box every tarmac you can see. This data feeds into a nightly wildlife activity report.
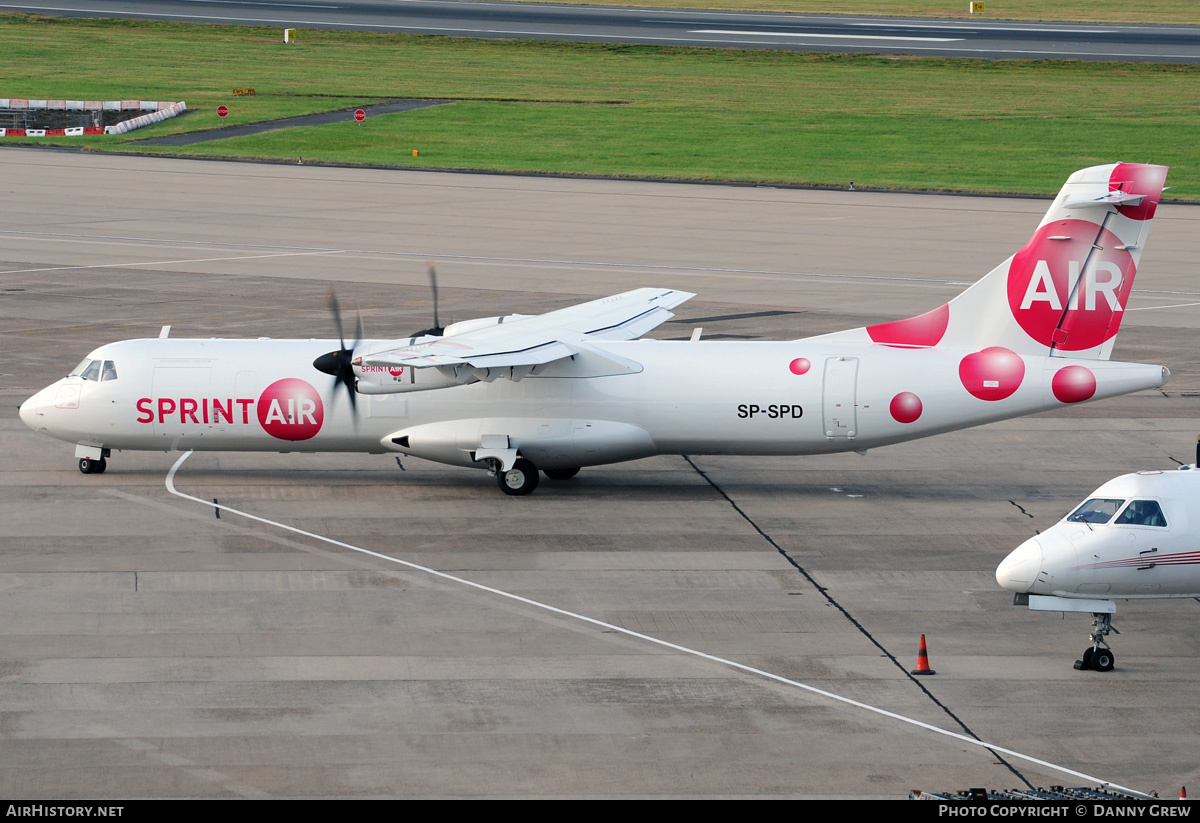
[1,149,1197,798]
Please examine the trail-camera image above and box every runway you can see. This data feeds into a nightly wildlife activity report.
[4,0,1200,62]
[2,150,1199,797]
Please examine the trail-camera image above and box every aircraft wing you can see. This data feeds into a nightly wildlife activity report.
[358,288,694,371]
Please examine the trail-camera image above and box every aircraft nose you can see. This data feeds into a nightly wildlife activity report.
[18,391,43,431]
[18,384,60,433]
[996,536,1042,593]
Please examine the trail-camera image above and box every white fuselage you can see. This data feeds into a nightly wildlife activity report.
[997,469,1200,600]
[20,336,1168,472]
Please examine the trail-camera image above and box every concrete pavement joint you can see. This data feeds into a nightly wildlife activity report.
[680,453,1037,791]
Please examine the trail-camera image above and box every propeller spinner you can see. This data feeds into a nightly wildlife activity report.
[312,290,362,412]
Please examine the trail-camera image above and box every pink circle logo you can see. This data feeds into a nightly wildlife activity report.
[959,347,1025,401]
[889,392,922,423]
[789,358,811,375]
[1052,365,1097,404]
[1110,163,1167,222]
[257,378,324,441]
[1007,220,1135,352]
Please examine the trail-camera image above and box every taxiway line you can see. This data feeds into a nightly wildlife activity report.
[0,249,345,276]
[164,449,1144,796]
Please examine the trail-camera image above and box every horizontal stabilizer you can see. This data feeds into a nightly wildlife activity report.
[1065,189,1146,209]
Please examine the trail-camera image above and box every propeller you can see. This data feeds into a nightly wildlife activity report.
[410,262,445,338]
[312,290,362,413]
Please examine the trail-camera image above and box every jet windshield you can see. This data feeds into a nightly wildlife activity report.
[68,359,118,382]
[1114,500,1168,527]
[1067,498,1125,524]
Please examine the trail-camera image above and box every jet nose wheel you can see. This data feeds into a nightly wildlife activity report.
[78,457,106,474]
[498,459,540,496]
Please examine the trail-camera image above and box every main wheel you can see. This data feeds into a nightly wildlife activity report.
[78,457,98,474]
[498,459,540,496]
[1092,648,1115,672]
[94,457,107,474]
[1074,647,1095,671]
[544,467,580,480]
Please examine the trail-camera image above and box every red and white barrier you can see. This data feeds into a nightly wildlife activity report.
[1,99,187,137]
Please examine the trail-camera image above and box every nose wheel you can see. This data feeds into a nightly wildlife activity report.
[78,457,107,474]
[1074,612,1118,672]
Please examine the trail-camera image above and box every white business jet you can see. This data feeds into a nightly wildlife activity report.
[997,462,1200,672]
[20,163,1171,495]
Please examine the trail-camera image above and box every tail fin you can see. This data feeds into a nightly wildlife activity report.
[859,163,1167,361]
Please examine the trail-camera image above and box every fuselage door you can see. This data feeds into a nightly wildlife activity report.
[822,356,859,439]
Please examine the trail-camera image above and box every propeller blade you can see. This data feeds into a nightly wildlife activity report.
[428,262,440,333]
[314,289,359,417]
[410,263,445,338]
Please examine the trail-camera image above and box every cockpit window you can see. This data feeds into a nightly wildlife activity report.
[1115,500,1167,527]
[69,358,93,378]
[101,361,118,382]
[1067,498,1125,524]
[79,360,101,382]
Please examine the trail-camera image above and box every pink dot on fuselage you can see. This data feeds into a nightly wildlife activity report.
[1052,365,1097,403]
[890,391,922,424]
[789,358,811,375]
[959,346,1025,401]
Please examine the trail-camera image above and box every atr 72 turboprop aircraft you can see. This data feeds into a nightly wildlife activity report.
[20,163,1171,495]
[997,461,1200,673]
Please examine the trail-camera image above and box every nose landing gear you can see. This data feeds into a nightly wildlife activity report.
[78,457,107,474]
[1074,612,1119,672]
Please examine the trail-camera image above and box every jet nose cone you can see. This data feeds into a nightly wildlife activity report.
[996,537,1042,593]
[18,392,41,431]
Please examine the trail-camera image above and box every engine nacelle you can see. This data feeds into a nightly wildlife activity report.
[354,364,463,394]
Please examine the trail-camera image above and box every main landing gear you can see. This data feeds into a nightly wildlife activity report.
[497,458,539,496]
[78,457,107,474]
[488,457,583,495]
[1074,612,1119,672]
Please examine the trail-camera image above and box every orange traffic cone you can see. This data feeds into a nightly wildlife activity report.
[911,634,936,675]
[1181,786,1187,799]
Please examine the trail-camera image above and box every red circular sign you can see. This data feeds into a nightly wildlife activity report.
[217,105,229,118]
[257,378,324,441]
[354,109,366,122]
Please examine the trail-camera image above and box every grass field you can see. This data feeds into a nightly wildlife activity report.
[493,0,1200,25]
[2,15,1197,198]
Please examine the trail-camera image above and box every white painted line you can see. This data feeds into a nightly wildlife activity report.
[1127,300,1200,311]
[0,249,344,275]
[690,29,962,42]
[178,0,340,7]
[850,22,1111,34]
[164,449,1143,794]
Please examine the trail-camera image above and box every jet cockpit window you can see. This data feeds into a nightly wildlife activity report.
[69,358,94,378]
[1067,498,1125,524]
[101,361,118,382]
[79,360,101,382]
[1114,499,1167,527]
